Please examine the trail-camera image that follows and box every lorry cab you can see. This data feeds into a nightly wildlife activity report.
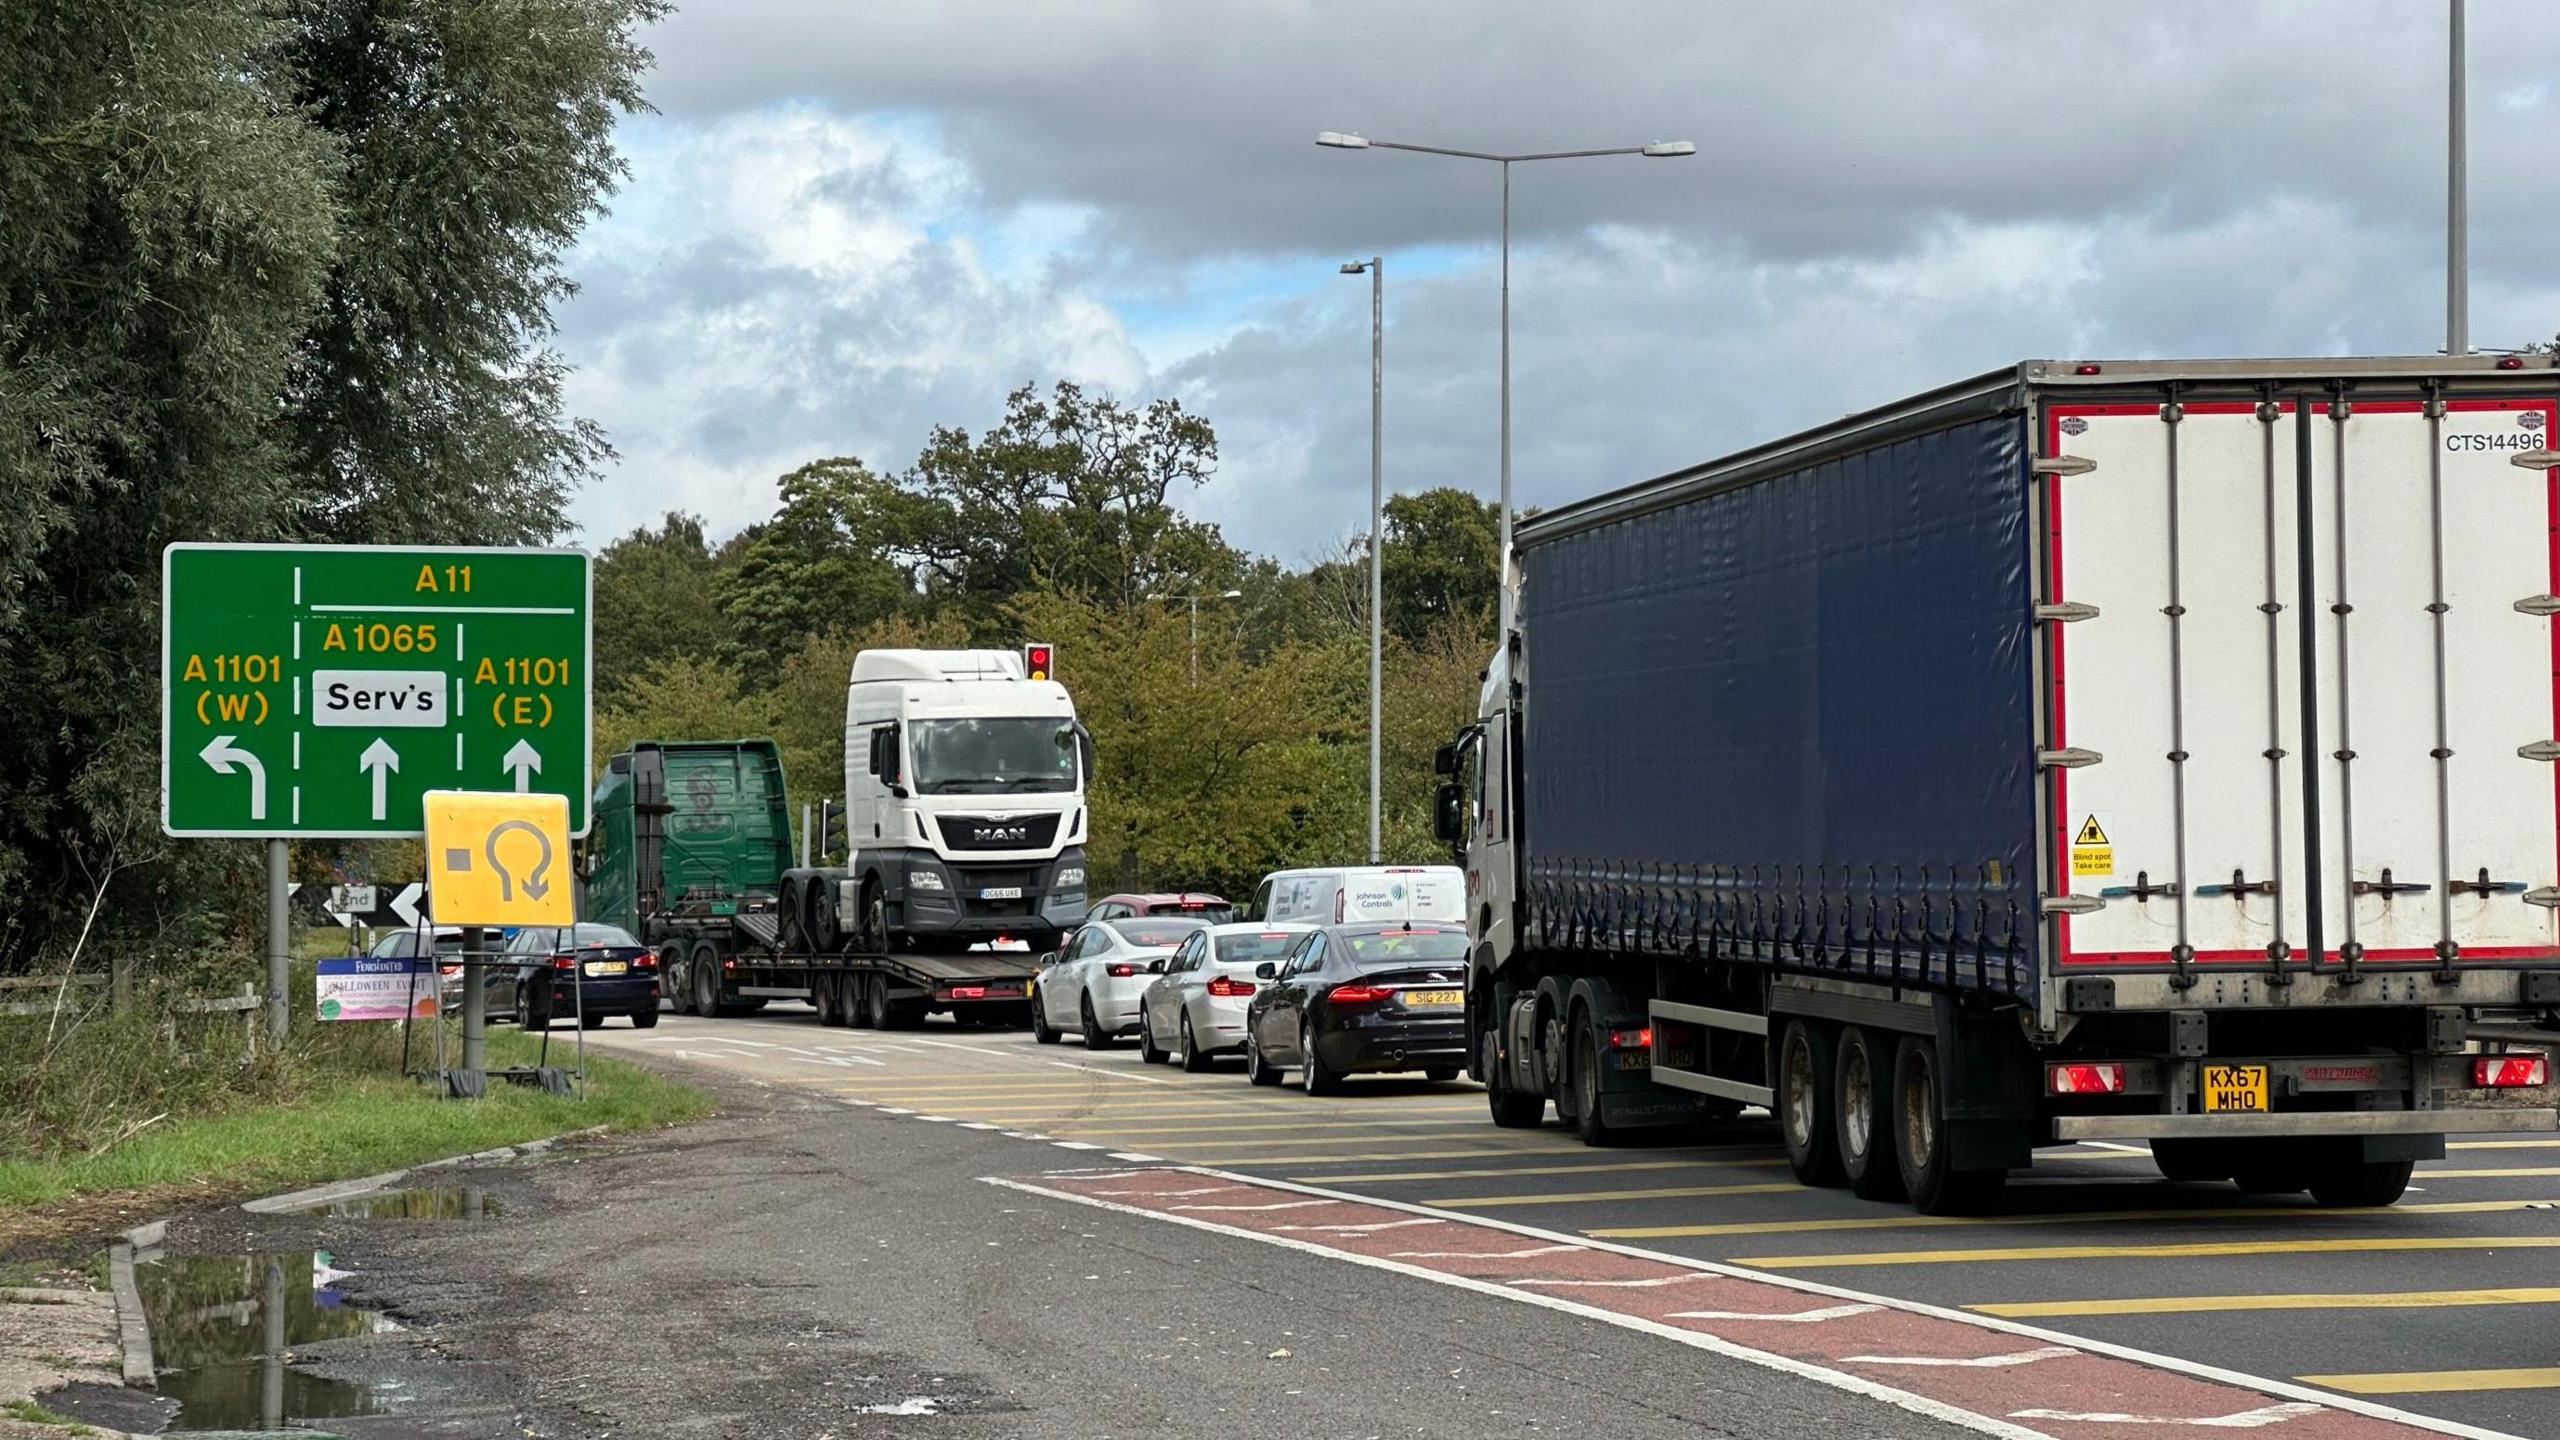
[842,648,1093,950]
[1437,644,1517,976]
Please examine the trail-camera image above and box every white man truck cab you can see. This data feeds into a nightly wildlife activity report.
[841,648,1094,952]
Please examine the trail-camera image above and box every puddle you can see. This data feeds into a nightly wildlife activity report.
[301,1186,502,1220]
[136,1251,404,1431]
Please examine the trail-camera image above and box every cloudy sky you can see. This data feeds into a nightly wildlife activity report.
[553,0,2560,563]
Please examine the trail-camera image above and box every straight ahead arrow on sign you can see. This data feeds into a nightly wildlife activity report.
[503,738,542,792]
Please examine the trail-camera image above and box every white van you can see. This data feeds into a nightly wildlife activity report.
[1252,865,1465,926]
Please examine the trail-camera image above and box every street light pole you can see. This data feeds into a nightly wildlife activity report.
[1317,132,1692,639]
[1344,256,1385,864]
[2447,0,2469,356]
[1145,589,1244,680]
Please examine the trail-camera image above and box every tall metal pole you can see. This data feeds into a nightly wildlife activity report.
[2447,0,2469,355]
[1497,161,1514,640]
[1368,255,1385,866]
[265,839,289,1046]
[460,924,487,1080]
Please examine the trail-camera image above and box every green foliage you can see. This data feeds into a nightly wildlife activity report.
[714,460,914,676]
[593,512,735,698]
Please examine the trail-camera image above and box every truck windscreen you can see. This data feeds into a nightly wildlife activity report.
[909,718,1078,794]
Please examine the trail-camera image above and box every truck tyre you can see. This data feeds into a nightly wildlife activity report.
[1893,1035,2005,1215]
[863,974,893,1030]
[1080,994,1114,1050]
[690,942,723,1017]
[1030,989,1059,1044]
[1300,1022,1343,1096]
[857,875,887,954]
[807,876,844,955]
[1776,1018,1846,1188]
[1568,1007,1618,1146]
[2150,1138,2237,1184]
[814,974,844,1028]
[778,876,806,951]
[1484,1028,1544,1128]
[849,973,877,1029]
[1834,1026,1906,1201]
[2305,1152,2416,1208]
[657,945,686,1014]
[1246,1035,1283,1086]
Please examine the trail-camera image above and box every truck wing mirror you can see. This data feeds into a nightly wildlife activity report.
[1432,740,1459,777]
[1433,781,1465,847]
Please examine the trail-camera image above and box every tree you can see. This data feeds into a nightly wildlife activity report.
[593,512,735,697]
[1380,488,1502,646]
[279,0,665,546]
[591,656,778,785]
[713,459,917,675]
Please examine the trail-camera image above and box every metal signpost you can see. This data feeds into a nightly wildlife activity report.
[161,543,592,1049]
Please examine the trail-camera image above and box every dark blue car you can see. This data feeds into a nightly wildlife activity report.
[490,923,662,1030]
[1241,922,1471,1093]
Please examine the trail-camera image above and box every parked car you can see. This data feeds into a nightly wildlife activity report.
[489,923,661,1029]
[1135,923,1314,1071]
[1031,916,1210,1050]
[1084,892,1238,925]
[365,927,467,1013]
[1250,866,1463,926]
[1241,923,1471,1093]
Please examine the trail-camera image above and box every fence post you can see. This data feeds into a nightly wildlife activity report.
[110,954,132,1014]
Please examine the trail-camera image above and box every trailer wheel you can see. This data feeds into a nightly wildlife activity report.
[690,942,723,1017]
[1834,1026,1906,1201]
[1484,1029,1544,1128]
[816,974,848,1028]
[1776,1018,1845,1187]
[2304,1148,2416,1208]
[1568,1008,1618,1146]
[2149,1138,2237,1184]
[863,974,892,1030]
[1893,1035,2005,1215]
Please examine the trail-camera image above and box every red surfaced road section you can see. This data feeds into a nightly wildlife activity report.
[1020,1167,2480,1440]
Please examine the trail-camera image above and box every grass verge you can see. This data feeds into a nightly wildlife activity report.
[0,1028,707,1222]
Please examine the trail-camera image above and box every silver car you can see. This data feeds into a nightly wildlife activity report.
[1031,916,1208,1051]
[1136,923,1312,1071]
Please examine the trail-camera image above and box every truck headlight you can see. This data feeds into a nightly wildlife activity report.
[907,869,947,892]
[1054,866,1085,889]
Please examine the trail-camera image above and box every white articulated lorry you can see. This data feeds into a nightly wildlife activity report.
[1438,357,2560,1214]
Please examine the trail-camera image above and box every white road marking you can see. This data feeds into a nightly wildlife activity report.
[1847,1347,2080,1369]
[959,1122,1000,1130]
[917,1115,957,1123]
[1051,1141,1105,1151]
[1274,1218,1446,1235]
[1514,1273,1719,1290]
[1043,1059,1178,1085]
[1390,1243,1586,1259]
[1168,1200,1333,1213]
[1668,1304,1884,1324]
[2006,1403,2323,1429]
[1108,1152,1165,1162]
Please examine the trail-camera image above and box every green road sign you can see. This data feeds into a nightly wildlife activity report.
[162,544,592,838]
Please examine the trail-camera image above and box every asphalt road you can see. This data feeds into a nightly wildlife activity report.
[581,1005,2560,1440]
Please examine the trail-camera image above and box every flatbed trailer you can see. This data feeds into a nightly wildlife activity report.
[653,904,1037,1029]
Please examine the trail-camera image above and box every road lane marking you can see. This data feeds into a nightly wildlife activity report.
[1044,1059,1178,1084]
[1668,1304,1884,1323]
[1389,1243,1588,1259]
[1033,1117,1493,1137]
[1166,1199,1333,1212]
[2296,1369,2560,1396]
[1077,1164,2528,1440]
[1427,1181,1802,1208]
[1592,1197,2560,1239]
[1736,1236,2560,1270]
[1297,1157,1790,1184]
[2405,1167,2560,1179]
[2008,1401,2322,1427]
[1075,1132,1552,1152]
[1512,1273,1720,1289]
[1848,1347,2080,1369]
[1271,1218,1446,1234]
[2451,1140,2560,1150]
[987,1107,1486,1129]
[1214,1146,1597,1165]
[1974,1287,2560,1318]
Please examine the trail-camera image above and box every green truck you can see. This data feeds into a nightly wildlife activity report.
[583,739,1041,1027]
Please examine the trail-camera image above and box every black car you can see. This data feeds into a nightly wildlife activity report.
[1240,922,1471,1093]
[491,923,662,1029]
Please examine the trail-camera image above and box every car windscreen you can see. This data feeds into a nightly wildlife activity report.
[909,718,1078,795]
[1341,929,1470,969]
[1212,932,1302,965]
[1145,901,1238,924]
[567,924,640,947]
[1114,919,1207,949]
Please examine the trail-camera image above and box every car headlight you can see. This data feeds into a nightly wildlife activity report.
[907,869,947,892]
[1054,866,1085,889]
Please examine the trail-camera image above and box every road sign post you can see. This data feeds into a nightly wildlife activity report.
[162,544,592,840]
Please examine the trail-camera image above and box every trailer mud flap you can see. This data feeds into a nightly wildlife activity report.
[1938,1004,2035,1172]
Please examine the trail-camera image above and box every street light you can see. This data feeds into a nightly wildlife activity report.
[1317,130,1693,638]
[1342,257,1384,865]
[1144,589,1244,679]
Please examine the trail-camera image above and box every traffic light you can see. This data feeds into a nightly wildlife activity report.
[819,799,847,861]
[1023,642,1055,682]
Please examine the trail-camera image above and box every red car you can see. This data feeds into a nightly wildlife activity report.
[1084,892,1237,925]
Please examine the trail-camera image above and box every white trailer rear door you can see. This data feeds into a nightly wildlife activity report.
[2044,395,2560,973]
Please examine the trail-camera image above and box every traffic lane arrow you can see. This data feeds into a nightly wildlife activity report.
[359,737,400,821]
[198,735,268,821]
[503,738,542,793]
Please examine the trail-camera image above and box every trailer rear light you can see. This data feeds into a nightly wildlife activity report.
[2473,1054,2549,1088]
[1327,983,1394,1005]
[949,985,988,1000]
[1609,1027,1653,1051]
[2047,1062,2126,1095]
[2073,363,2102,375]
[1206,977,1255,998]
[1104,963,1139,978]
[723,957,737,971]
[2497,356,2525,370]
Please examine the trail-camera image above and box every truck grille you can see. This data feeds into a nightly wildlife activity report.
[937,814,1061,852]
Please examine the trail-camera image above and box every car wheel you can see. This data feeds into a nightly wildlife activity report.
[1834,1026,1906,1201]
[1030,989,1060,1044]
[581,1012,606,1030]
[631,1008,659,1030]
[1137,1006,1168,1064]
[1080,994,1114,1050]
[1484,1029,1543,1128]
[1299,1022,1342,1096]
[1893,1035,2006,1215]
[1776,1018,1845,1187]
[518,983,547,1032]
[1179,1012,1212,1073]
[1246,1034,1283,1087]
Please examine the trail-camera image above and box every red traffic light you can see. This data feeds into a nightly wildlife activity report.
[1023,643,1054,681]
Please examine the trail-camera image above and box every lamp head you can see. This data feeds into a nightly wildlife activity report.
[1316,131,1371,150]
[1641,141,1696,158]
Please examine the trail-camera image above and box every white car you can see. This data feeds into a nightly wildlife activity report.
[1136,923,1313,1071]
[1031,916,1209,1050]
